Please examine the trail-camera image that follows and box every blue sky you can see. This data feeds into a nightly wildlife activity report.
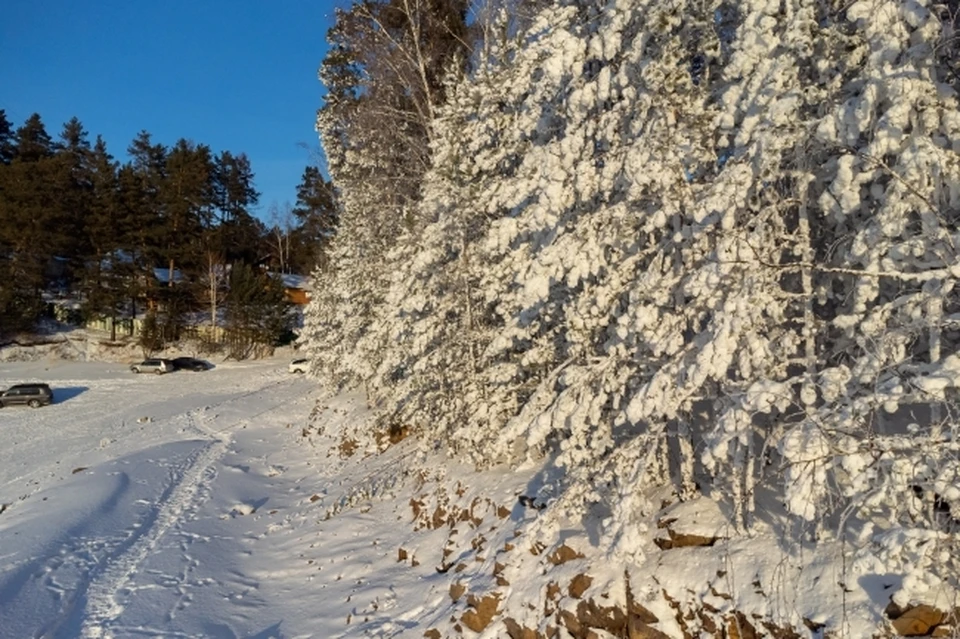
[1,0,345,221]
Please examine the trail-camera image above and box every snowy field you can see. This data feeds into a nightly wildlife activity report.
[0,356,440,639]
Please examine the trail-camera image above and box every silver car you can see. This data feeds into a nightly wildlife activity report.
[130,358,173,375]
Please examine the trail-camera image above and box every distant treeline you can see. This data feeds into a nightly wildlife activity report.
[0,110,338,346]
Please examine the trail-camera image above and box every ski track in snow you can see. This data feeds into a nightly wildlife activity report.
[14,373,298,639]
[29,410,229,639]
[77,416,226,638]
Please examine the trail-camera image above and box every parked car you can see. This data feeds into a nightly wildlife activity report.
[289,358,309,374]
[0,383,54,408]
[171,357,212,372]
[130,359,173,375]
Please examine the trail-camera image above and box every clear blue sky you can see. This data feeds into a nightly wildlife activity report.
[1,0,345,221]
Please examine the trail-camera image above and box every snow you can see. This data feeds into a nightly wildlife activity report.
[0,357,393,638]
[3,353,960,637]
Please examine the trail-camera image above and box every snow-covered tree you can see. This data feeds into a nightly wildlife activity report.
[306,0,960,569]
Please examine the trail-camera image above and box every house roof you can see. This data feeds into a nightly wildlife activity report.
[276,273,312,291]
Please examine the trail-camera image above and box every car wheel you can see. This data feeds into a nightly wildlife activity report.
[133,368,140,374]
[28,399,41,408]
[155,368,163,375]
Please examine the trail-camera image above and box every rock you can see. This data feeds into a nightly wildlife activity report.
[891,604,945,636]
[653,528,718,550]
[461,592,501,633]
[503,617,544,639]
[569,573,593,599]
[628,617,671,639]
[449,582,466,602]
[726,611,758,639]
[548,543,585,565]
[654,497,730,549]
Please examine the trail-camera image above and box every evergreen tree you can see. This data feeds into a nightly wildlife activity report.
[303,0,960,583]
[290,165,338,272]
[51,117,94,281]
[81,136,137,341]
[161,138,214,286]
[0,110,15,165]
[224,263,291,359]
[0,113,56,335]
[213,151,261,265]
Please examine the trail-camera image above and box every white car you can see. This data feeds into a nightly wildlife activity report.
[289,358,309,374]
[130,358,173,375]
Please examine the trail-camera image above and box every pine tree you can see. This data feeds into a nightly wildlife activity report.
[224,263,291,359]
[81,136,131,341]
[290,166,338,273]
[0,110,15,165]
[51,117,94,284]
[213,151,261,265]
[0,113,56,334]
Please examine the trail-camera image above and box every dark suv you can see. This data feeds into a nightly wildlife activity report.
[0,383,54,408]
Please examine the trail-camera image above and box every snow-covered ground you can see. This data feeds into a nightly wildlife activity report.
[2,355,956,638]
[0,356,428,639]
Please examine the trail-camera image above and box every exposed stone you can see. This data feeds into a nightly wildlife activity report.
[726,611,758,639]
[432,506,447,529]
[890,604,945,636]
[398,547,408,562]
[628,601,659,625]
[569,573,593,599]
[548,543,585,565]
[653,528,719,550]
[654,498,729,549]
[461,592,502,633]
[628,617,671,639]
[449,582,466,602]
[504,617,544,639]
[578,599,628,634]
[558,610,583,638]
[423,630,441,639]
[545,581,562,616]
[410,498,424,521]
[338,436,358,458]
